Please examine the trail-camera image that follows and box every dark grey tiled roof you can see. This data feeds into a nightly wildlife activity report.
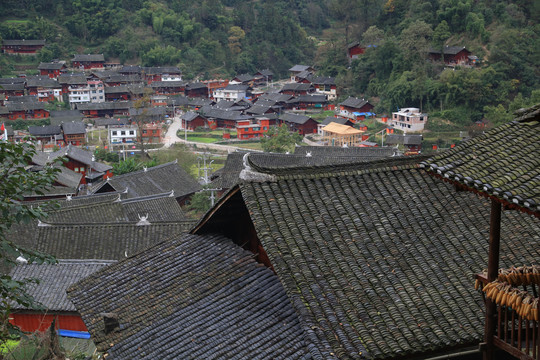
[142,66,182,75]
[3,39,45,46]
[7,102,46,112]
[149,81,185,88]
[255,69,273,77]
[339,96,370,108]
[180,111,202,122]
[67,234,308,359]
[76,101,133,111]
[9,260,115,311]
[231,157,540,359]
[50,110,83,120]
[119,65,141,74]
[28,125,61,136]
[311,76,336,85]
[280,83,313,92]
[321,116,352,126]
[61,121,86,135]
[428,46,469,55]
[0,83,25,91]
[211,151,249,189]
[288,94,327,104]
[294,145,398,158]
[55,167,84,189]
[232,73,253,82]
[101,161,201,198]
[33,222,195,260]
[278,112,312,125]
[25,76,59,88]
[58,73,87,85]
[224,83,249,91]
[185,82,207,90]
[202,107,251,121]
[257,93,293,103]
[289,65,312,72]
[72,54,105,62]
[187,98,213,107]
[421,104,540,214]
[104,85,129,94]
[245,105,273,115]
[38,62,65,70]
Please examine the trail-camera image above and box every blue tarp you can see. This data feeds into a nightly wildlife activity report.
[353,112,365,116]
[58,329,91,339]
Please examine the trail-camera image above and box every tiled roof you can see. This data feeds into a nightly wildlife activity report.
[421,104,540,214]
[428,46,469,55]
[0,83,25,91]
[142,66,182,75]
[119,65,141,74]
[245,104,274,115]
[42,192,185,224]
[287,94,327,104]
[180,111,202,122]
[255,69,273,77]
[76,101,133,111]
[202,107,251,121]
[28,125,61,136]
[278,112,313,125]
[72,54,105,62]
[311,76,336,85]
[9,260,115,311]
[229,157,540,359]
[25,76,59,88]
[61,121,86,135]
[289,64,312,72]
[211,152,247,189]
[101,161,201,198]
[33,222,195,260]
[49,145,112,173]
[3,39,45,46]
[321,116,352,126]
[67,234,307,359]
[339,96,370,109]
[185,82,207,90]
[149,81,185,88]
[257,93,293,103]
[232,73,253,82]
[280,83,313,92]
[57,73,87,85]
[37,62,65,70]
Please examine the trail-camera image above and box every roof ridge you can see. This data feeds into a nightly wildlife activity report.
[110,161,177,178]
[240,153,428,182]
[120,191,175,203]
[38,220,195,228]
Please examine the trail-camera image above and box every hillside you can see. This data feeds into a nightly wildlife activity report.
[0,0,538,123]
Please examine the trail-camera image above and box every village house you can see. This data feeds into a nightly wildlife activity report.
[150,80,185,96]
[428,46,473,66]
[2,39,45,55]
[142,66,182,84]
[140,122,163,144]
[77,101,132,118]
[180,111,207,130]
[277,112,318,135]
[0,101,49,120]
[321,121,368,147]
[118,65,141,76]
[390,107,427,132]
[385,134,423,155]
[25,76,62,102]
[286,94,327,110]
[0,79,25,99]
[61,121,86,146]
[71,54,106,70]
[288,64,314,82]
[28,125,63,150]
[9,260,114,337]
[48,145,113,185]
[213,84,251,102]
[347,41,365,61]
[311,76,337,100]
[236,117,271,140]
[38,61,67,79]
[202,107,252,129]
[108,124,137,146]
[253,69,274,85]
[318,116,354,135]
[337,96,375,122]
[279,82,315,96]
[230,73,253,85]
[91,160,201,205]
[184,82,209,98]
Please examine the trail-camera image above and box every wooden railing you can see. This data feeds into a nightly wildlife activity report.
[477,274,540,359]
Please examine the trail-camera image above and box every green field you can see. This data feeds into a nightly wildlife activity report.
[187,136,219,143]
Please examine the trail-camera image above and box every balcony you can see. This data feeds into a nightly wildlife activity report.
[476,267,540,359]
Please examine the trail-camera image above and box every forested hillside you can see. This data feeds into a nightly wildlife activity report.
[0,0,538,123]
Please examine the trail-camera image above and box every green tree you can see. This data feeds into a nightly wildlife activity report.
[261,125,303,153]
[432,20,451,63]
[0,141,60,342]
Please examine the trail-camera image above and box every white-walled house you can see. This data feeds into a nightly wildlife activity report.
[390,108,427,133]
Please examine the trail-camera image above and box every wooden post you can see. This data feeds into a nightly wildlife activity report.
[484,199,502,360]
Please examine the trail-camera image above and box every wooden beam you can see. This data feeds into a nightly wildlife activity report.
[484,199,502,360]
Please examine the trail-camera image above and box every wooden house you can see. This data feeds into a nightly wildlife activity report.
[141,122,163,144]
[72,54,105,70]
[25,76,62,102]
[49,145,113,185]
[67,234,307,359]
[318,116,354,135]
[288,64,314,82]
[38,62,67,78]
[142,67,182,84]
[337,97,375,122]
[2,39,45,55]
[321,122,366,147]
[185,82,208,98]
[0,80,25,99]
[421,104,540,360]
[180,111,207,131]
[253,69,273,85]
[190,153,538,360]
[213,84,251,102]
[28,125,63,149]
[311,76,337,100]
[277,112,318,135]
[347,41,365,61]
[1,101,49,120]
[61,121,86,146]
[118,65,141,76]
[92,161,201,205]
[230,73,253,85]
[428,46,472,66]
[202,107,252,129]
[279,82,314,96]
[76,101,132,118]
[150,81,185,95]
[286,94,327,110]
[8,260,114,336]
[386,134,423,155]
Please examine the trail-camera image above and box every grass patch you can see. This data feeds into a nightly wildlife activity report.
[187,136,219,143]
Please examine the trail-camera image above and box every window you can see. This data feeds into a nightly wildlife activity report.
[152,130,157,134]
[420,117,424,121]
[129,131,134,135]
[112,131,117,135]
[74,167,79,172]
[263,127,267,130]
[121,131,126,135]
[80,167,85,172]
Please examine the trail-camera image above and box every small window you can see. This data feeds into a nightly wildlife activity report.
[74,167,79,172]
[129,131,134,135]
[121,131,126,135]
[112,131,117,135]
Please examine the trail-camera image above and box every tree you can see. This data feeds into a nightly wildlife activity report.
[0,140,60,343]
[261,125,303,153]
[432,20,451,63]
